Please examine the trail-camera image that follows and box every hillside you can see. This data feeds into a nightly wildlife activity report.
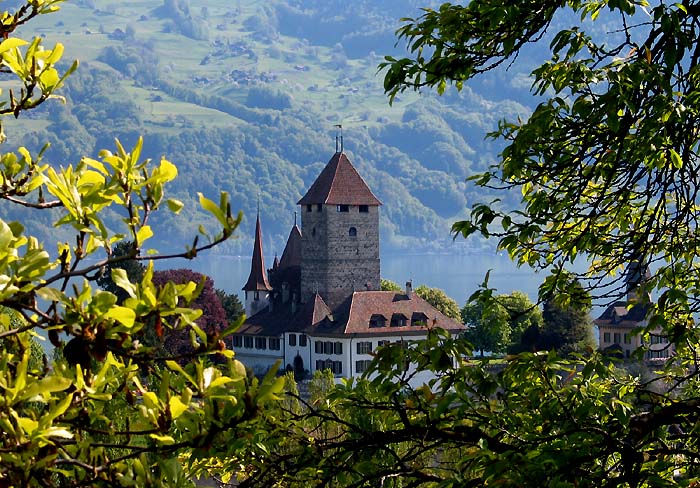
[7,0,535,255]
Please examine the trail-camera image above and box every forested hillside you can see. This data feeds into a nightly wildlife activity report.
[6,0,534,254]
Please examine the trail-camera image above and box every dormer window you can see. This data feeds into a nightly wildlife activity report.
[411,312,428,327]
[359,205,369,213]
[369,314,386,328]
[337,204,349,212]
[391,313,408,327]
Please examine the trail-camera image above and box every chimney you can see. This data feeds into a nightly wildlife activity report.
[405,280,413,295]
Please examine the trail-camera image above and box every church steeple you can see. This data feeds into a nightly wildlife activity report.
[243,213,272,317]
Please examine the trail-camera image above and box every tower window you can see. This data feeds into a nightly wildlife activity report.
[317,204,322,211]
[312,227,316,237]
[349,227,357,237]
[359,205,369,213]
[337,205,349,212]
[306,204,312,212]
[254,291,260,301]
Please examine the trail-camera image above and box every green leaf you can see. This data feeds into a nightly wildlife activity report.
[105,306,136,328]
[169,396,188,419]
[166,198,184,213]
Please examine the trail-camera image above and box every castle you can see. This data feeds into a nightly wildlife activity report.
[233,150,463,378]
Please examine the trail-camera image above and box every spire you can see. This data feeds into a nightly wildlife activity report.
[243,213,272,291]
[334,124,343,153]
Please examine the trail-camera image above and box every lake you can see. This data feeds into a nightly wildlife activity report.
[177,251,545,309]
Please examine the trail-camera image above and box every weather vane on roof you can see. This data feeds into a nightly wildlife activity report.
[334,124,343,153]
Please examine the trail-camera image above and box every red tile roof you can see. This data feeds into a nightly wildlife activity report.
[297,152,382,206]
[238,291,464,338]
[242,214,272,292]
[344,291,464,334]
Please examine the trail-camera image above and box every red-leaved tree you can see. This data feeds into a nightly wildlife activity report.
[152,269,227,358]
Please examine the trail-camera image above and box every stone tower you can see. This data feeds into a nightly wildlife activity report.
[242,213,272,317]
[298,152,381,309]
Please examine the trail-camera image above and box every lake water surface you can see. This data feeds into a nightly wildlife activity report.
[178,252,543,309]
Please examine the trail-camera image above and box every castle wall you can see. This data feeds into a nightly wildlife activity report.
[301,204,379,307]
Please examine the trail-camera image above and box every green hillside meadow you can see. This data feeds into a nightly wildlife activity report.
[6,0,534,255]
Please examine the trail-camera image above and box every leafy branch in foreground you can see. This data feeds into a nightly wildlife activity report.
[383,0,700,343]
[0,2,283,486]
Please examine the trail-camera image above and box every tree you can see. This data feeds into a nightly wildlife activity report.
[382,0,700,331]
[216,287,244,327]
[539,293,596,356]
[414,284,461,320]
[380,278,402,291]
[223,1,700,485]
[151,269,227,358]
[96,240,146,304]
[462,290,542,356]
[0,3,284,486]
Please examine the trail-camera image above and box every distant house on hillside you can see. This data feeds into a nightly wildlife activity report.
[233,149,464,380]
[594,262,674,361]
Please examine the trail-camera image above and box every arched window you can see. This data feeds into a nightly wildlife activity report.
[349,227,357,237]
[312,227,316,237]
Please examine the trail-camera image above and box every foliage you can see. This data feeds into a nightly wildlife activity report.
[0,3,284,485]
[462,290,542,356]
[516,282,596,356]
[380,278,402,291]
[383,0,700,331]
[235,329,700,487]
[415,284,461,320]
[539,296,596,355]
[362,0,700,485]
[96,240,146,304]
[151,269,227,359]
[215,287,244,327]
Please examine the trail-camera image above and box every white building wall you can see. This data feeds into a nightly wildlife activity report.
[233,335,283,376]
[244,290,270,317]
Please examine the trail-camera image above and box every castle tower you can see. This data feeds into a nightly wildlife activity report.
[242,213,272,317]
[297,152,381,308]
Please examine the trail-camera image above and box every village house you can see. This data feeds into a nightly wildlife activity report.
[233,149,464,379]
[594,261,674,361]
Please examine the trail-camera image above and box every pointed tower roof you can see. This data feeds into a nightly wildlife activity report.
[298,152,382,206]
[243,214,272,292]
[278,224,302,269]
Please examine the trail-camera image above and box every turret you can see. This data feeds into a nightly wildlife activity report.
[242,213,272,317]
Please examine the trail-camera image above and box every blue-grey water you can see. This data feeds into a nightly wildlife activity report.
[179,252,542,309]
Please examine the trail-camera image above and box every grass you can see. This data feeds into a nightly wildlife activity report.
[13,0,416,136]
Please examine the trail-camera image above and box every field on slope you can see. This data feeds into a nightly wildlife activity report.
[7,0,533,255]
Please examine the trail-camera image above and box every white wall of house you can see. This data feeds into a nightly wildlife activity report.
[234,331,451,386]
[232,335,283,376]
[283,332,313,374]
